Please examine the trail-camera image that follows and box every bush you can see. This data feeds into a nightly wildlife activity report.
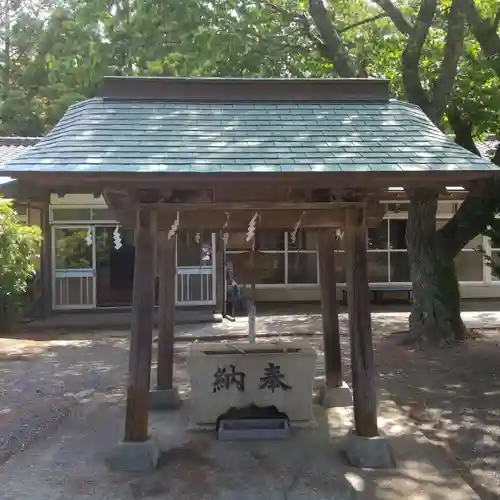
[0,201,42,328]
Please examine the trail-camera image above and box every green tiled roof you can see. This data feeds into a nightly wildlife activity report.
[4,98,497,174]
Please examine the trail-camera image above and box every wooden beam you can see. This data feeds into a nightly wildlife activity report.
[106,208,347,230]
[156,230,176,390]
[345,206,378,437]
[124,207,156,442]
[9,171,495,195]
[141,201,366,212]
[103,203,386,234]
[317,229,342,389]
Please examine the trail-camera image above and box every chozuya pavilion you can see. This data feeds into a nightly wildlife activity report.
[4,77,497,470]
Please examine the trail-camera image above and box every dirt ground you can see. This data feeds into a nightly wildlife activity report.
[372,329,500,500]
[0,313,499,499]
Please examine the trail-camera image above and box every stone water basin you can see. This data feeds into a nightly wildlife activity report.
[188,341,317,426]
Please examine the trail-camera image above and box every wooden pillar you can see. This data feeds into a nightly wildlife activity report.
[317,229,342,388]
[40,196,52,318]
[124,207,156,442]
[214,234,225,317]
[156,230,176,390]
[345,207,378,437]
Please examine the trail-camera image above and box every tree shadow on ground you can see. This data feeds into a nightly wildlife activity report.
[270,328,500,500]
[371,331,500,500]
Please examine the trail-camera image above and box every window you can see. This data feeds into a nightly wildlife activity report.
[367,252,389,282]
[390,252,410,282]
[226,231,286,285]
[368,220,388,249]
[388,219,409,282]
[389,220,407,250]
[256,231,285,251]
[367,220,390,283]
[225,230,317,285]
[489,230,500,281]
[455,252,484,282]
[54,228,93,269]
[338,218,411,284]
[50,207,118,223]
[226,232,252,252]
[91,208,116,221]
[13,204,28,217]
[437,220,484,282]
[177,232,212,267]
[51,207,92,222]
[287,230,317,284]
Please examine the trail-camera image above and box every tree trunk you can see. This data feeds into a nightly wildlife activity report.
[433,257,467,341]
[406,187,455,344]
[447,107,481,155]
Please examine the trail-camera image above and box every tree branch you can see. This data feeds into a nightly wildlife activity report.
[339,13,387,33]
[293,12,328,49]
[429,0,466,123]
[307,0,357,77]
[494,6,500,31]
[401,0,437,118]
[371,0,413,35]
[459,0,500,77]
[261,1,331,66]
[447,106,481,155]
[261,0,295,21]
[437,178,500,259]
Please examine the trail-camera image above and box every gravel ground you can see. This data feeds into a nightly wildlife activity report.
[1,315,499,499]
[0,334,129,464]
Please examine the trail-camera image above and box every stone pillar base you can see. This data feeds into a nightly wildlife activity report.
[150,387,181,410]
[106,437,160,472]
[320,381,353,408]
[342,430,395,469]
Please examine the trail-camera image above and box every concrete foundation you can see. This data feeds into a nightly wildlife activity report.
[150,387,181,410]
[106,438,160,472]
[320,382,353,408]
[343,431,395,469]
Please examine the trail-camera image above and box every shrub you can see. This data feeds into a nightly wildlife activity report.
[0,201,42,325]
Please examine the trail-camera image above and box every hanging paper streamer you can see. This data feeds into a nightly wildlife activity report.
[220,211,230,236]
[167,212,180,240]
[85,228,93,246]
[290,211,306,244]
[195,232,201,243]
[222,232,229,246]
[245,212,259,242]
[113,226,122,250]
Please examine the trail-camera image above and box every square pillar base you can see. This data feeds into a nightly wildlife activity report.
[320,382,353,408]
[342,430,395,469]
[106,437,160,472]
[150,387,181,410]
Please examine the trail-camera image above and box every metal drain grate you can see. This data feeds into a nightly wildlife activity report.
[218,418,289,441]
[216,404,290,441]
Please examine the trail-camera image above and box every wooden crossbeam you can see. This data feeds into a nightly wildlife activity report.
[139,201,366,212]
